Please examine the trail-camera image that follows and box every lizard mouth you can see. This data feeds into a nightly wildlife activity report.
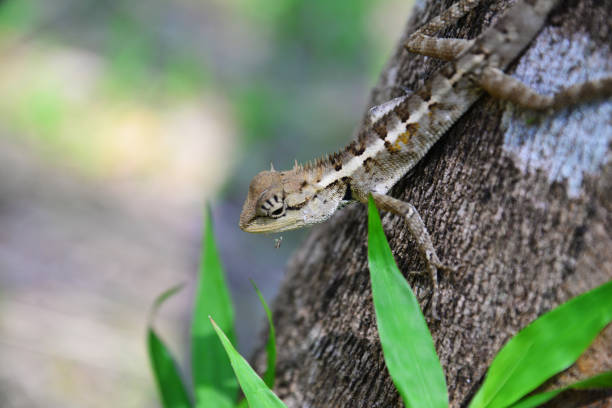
[240,214,305,233]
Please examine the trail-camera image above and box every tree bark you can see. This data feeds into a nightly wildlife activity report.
[255,0,612,406]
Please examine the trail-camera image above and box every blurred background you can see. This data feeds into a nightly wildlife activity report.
[0,0,414,406]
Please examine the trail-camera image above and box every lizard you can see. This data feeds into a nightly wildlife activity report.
[238,0,612,312]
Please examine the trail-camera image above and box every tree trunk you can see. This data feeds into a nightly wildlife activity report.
[255,0,612,406]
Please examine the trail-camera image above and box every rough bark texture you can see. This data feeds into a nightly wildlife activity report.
[254,0,612,407]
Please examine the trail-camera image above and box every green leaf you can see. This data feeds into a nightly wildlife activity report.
[236,398,250,408]
[148,330,193,408]
[147,286,192,408]
[250,279,277,389]
[510,371,612,408]
[192,206,238,408]
[210,318,288,408]
[469,280,612,408]
[367,196,448,408]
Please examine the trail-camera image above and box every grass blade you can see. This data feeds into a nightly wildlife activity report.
[469,280,612,408]
[210,317,288,408]
[510,371,612,408]
[147,285,192,408]
[191,206,237,408]
[250,279,277,389]
[367,196,448,408]
[148,329,193,408]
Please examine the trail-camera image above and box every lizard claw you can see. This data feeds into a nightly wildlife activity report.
[408,259,460,320]
[432,261,461,278]
[407,268,441,320]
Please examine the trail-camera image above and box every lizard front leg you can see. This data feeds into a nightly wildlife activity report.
[371,192,453,318]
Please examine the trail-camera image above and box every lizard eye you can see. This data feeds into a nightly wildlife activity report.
[271,207,284,217]
[257,192,286,218]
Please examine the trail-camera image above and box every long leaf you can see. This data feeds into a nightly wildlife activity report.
[147,285,192,408]
[148,330,193,408]
[367,196,448,408]
[191,206,237,408]
[210,318,288,408]
[469,280,612,408]
[510,371,612,408]
[251,279,277,389]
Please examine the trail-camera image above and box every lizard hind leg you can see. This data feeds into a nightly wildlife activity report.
[411,0,484,37]
[406,36,473,61]
[371,192,456,319]
[405,0,484,61]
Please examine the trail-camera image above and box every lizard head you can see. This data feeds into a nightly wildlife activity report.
[239,168,346,233]
[239,170,306,233]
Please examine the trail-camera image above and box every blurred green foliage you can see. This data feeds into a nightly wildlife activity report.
[233,85,289,144]
[103,12,210,99]
[230,0,381,147]
[0,0,33,30]
[105,14,156,96]
[275,0,375,63]
[19,84,67,137]
[236,0,375,59]
[0,0,401,182]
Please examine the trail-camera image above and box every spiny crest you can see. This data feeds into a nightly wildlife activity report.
[303,151,345,173]
[299,137,372,176]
